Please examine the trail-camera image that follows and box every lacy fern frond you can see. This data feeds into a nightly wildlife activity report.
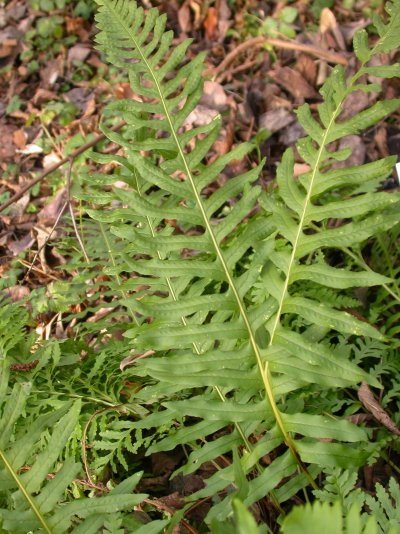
[313,469,400,534]
[78,0,400,524]
[0,302,152,533]
[281,500,398,534]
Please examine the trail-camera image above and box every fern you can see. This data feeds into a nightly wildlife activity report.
[3,0,397,530]
[0,302,160,533]
[311,469,400,534]
[76,0,400,524]
[280,500,398,534]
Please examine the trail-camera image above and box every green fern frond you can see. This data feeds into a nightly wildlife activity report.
[77,0,400,523]
[0,304,153,533]
[313,469,400,534]
[281,501,385,534]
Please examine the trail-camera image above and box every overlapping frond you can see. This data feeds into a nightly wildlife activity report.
[0,303,154,533]
[79,0,400,523]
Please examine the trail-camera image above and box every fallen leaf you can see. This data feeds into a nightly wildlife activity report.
[293,163,311,178]
[335,135,366,168]
[0,120,17,161]
[2,285,30,302]
[8,193,30,218]
[64,15,86,36]
[259,108,295,133]
[279,121,305,146]
[120,350,155,370]
[203,7,218,40]
[64,87,94,114]
[12,129,26,150]
[212,104,235,156]
[8,231,35,255]
[18,143,43,155]
[0,28,20,60]
[188,0,202,29]
[217,0,231,40]
[67,43,91,63]
[295,53,317,86]
[114,82,135,100]
[358,381,400,436]
[320,8,346,50]
[340,89,370,120]
[43,151,62,169]
[82,94,96,117]
[33,88,58,105]
[200,81,227,110]
[374,127,389,158]
[184,105,218,127]
[178,1,191,33]
[40,57,63,88]
[269,66,318,102]
[33,226,52,271]
[38,188,67,225]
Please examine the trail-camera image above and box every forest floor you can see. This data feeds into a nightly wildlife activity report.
[1,0,398,274]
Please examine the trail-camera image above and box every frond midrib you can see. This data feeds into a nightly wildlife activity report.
[103,0,289,451]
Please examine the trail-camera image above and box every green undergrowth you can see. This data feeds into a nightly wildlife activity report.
[1,0,400,532]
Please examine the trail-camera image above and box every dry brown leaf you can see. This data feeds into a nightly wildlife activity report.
[295,53,317,86]
[33,88,58,105]
[340,90,370,120]
[12,128,26,150]
[67,43,91,63]
[184,105,218,127]
[40,58,63,88]
[114,82,135,100]
[37,188,67,225]
[320,8,346,50]
[279,121,305,146]
[374,126,389,158]
[358,381,400,436]
[8,231,35,255]
[0,38,17,58]
[269,66,318,101]
[8,192,30,218]
[203,7,218,40]
[178,1,191,33]
[0,120,17,161]
[200,81,227,111]
[188,0,202,29]
[217,0,231,39]
[64,87,94,115]
[120,350,155,370]
[293,163,311,178]
[2,285,30,302]
[259,108,295,133]
[335,135,366,168]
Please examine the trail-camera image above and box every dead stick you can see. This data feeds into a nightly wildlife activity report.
[210,36,347,81]
[0,121,125,214]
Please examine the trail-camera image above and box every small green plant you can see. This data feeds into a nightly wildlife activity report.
[261,6,298,38]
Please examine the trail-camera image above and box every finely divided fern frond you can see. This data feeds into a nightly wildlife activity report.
[0,303,152,533]
[76,0,400,524]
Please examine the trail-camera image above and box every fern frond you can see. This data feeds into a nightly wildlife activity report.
[80,0,400,523]
[0,303,152,533]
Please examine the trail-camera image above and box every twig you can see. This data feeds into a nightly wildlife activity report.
[20,204,68,284]
[66,157,90,263]
[143,499,198,534]
[0,121,125,214]
[210,36,347,82]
